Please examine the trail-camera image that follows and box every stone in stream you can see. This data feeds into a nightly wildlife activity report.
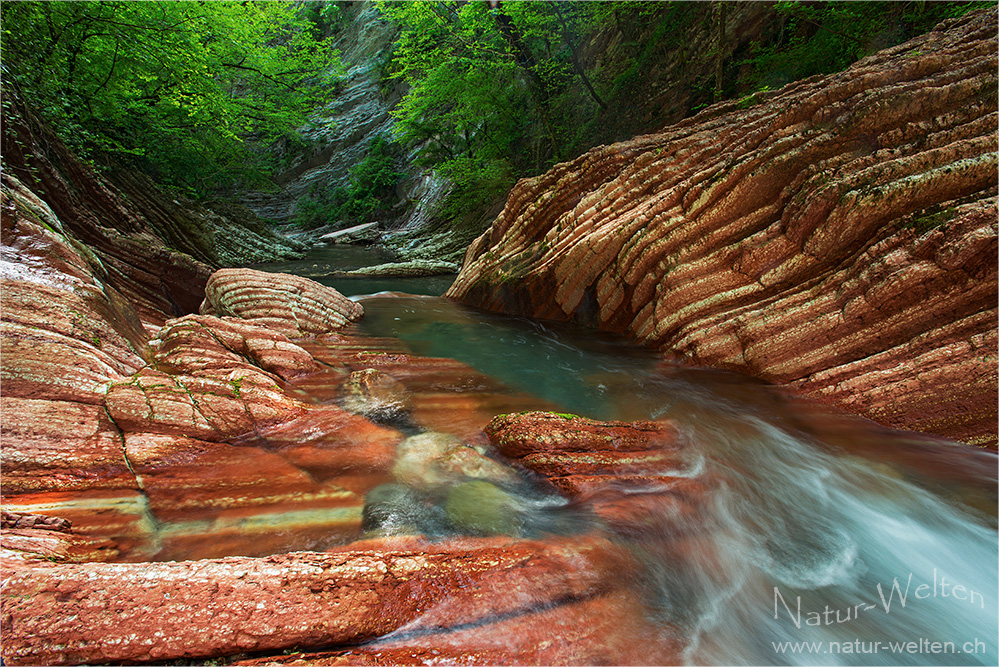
[444,480,523,537]
[200,267,364,337]
[486,411,709,535]
[340,367,412,423]
[392,431,520,492]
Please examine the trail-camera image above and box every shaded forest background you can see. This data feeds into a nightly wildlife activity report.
[2,0,990,242]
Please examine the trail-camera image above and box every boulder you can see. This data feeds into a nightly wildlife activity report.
[392,431,519,492]
[486,412,708,534]
[201,268,363,337]
[151,314,319,381]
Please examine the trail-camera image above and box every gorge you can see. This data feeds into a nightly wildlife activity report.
[1,3,997,667]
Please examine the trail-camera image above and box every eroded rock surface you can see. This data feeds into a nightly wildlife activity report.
[201,268,364,336]
[1,179,403,560]
[448,11,999,447]
[486,412,707,534]
[1,536,627,665]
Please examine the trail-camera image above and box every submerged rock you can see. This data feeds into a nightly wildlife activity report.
[449,10,999,447]
[444,480,523,536]
[341,368,411,422]
[392,431,519,492]
[201,268,364,337]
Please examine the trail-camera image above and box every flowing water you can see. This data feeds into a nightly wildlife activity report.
[257,261,998,666]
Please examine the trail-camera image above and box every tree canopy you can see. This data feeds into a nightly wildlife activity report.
[1,1,342,194]
[379,0,617,223]
[379,0,989,227]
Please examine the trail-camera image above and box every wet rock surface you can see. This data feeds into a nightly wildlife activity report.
[3,11,996,667]
[448,11,999,447]
[1,184,403,561]
[201,267,365,336]
[1,536,631,665]
[486,411,706,535]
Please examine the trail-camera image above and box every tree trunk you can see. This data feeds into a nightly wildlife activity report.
[714,1,727,102]
[552,4,607,111]
[491,2,559,159]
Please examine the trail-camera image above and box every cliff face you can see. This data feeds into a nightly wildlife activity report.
[1,94,303,326]
[448,10,999,447]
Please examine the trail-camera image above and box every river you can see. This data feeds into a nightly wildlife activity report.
[253,246,998,666]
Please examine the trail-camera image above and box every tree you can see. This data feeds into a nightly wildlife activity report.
[1,1,343,194]
[378,0,617,223]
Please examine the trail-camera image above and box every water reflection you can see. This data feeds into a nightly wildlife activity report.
[251,244,456,296]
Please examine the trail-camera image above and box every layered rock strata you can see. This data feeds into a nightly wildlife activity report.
[486,412,708,534]
[1,536,630,665]
[1,180,401,560]
[447,11,999,447]
[2,185,688,664]
[201,268,365,337]
[1,94,301,328]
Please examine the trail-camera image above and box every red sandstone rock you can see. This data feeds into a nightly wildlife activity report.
[201,268,363,336]
[105,365,309,442]
[236,590,684,666]
[1,190,395,559]
[152,314,319,381]
[0,511,72,532]
[448,11,999,447]
[0,536,626,665]
[1,197,148,403]
[486,412,708,534]
[0,397,137,495]
[486,411,680,458]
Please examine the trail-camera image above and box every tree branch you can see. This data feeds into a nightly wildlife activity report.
[221,61,300,92]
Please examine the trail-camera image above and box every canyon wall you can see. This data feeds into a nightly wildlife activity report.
[448,10,999,447]
[1,92,303,327]
[2,169,683,664]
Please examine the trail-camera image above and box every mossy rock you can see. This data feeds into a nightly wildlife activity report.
[444,480,522,536]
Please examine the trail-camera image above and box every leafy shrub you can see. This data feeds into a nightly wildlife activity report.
[293,134,405,229]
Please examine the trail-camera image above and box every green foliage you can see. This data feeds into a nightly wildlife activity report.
[741,1,991,92]
[906,206,957,234]
[377,0,616,225]
[1,1,343,195]
[293,134,405,230]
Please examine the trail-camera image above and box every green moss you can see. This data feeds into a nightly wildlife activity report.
[906,207,956,235]
[445,480,522,536]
